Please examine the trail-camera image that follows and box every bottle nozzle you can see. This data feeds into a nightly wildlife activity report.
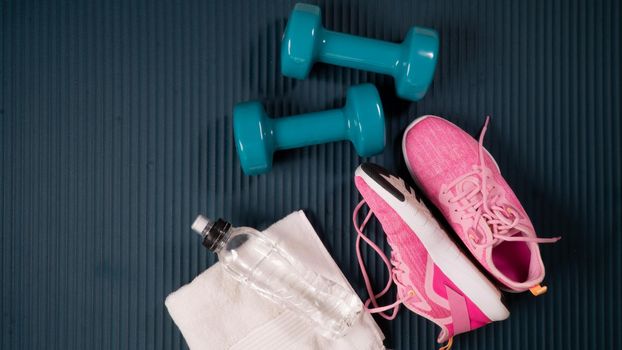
[192,215,231,251]
[191,215,213,237]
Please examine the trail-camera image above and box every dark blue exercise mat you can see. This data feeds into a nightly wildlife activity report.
[1,0,620,349]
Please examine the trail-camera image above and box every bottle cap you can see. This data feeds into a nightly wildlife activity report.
[191,215,231,252]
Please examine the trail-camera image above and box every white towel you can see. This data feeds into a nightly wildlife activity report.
[165,210,385,350]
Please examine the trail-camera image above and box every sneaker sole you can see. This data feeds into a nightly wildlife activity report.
[355,166,509,322]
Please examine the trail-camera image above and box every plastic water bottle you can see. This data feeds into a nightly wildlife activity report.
[191,215,363,339]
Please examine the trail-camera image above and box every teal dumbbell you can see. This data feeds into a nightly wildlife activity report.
[281,3,439,101]
[233,84,385,175]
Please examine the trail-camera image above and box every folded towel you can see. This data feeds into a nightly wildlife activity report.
[165,210,385,350]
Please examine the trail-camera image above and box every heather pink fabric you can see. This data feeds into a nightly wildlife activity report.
[354,176,492,343]
[403,115,554,292]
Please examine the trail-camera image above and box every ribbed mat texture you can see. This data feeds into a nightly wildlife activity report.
[1,0,620,349]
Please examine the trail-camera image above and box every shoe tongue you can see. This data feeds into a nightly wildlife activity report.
[475,218,495,243]
[479,219,530,246]
[492,228,523,246]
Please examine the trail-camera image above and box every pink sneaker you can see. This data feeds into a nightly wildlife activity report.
[353,163,509,346]
[402,115,560,294]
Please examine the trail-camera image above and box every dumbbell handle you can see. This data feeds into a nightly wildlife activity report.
[272,109,347,150]
[317,29,402,76]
